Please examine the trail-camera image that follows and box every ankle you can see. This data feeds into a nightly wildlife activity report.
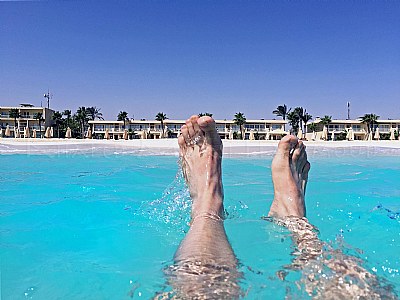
[191,198,224,220]
[190,211,224,225]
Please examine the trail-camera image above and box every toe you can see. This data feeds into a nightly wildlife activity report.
[298,151,308,173]
[278,135,298,153]
[303,161,311,175]
[301,162,310,193]
[186,119,195,139]
[178,133,186,154]
[292,140,303,162]
[198,116,216,132]
[197,116,222,151]
[190,115,201,134]
[181,124,189,142]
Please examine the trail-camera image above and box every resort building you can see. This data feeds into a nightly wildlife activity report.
[88,119,288,140]
[0,104,54,137]
[306,118,400,141]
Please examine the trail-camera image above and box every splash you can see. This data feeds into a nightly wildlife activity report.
[134,166,192,235]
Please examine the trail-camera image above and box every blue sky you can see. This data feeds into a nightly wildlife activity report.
[1,1,399,120]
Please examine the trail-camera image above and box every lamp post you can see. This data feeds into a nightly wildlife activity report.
[44,90,51,109]
[347,101,350,120]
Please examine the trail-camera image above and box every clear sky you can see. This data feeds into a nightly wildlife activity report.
[1,1,399,121]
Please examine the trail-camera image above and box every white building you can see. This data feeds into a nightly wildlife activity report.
[89,119,288,140]
[0,104,54,137]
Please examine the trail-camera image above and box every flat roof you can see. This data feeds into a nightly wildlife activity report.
[88,120,124,124]
[0,106,49,110]
[312,119,400,124]
[89,119,287,124]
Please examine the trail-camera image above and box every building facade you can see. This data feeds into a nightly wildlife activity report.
[306,118,400,141]
[88,119,288,140]
[0,104,54,137]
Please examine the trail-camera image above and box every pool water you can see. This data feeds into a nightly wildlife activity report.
[1,149,399,299]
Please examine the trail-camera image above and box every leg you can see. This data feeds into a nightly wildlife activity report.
[267,136,397,299]
[166,115,240,299]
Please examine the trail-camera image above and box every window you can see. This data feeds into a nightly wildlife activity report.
[129,124,145,131]
[271,124,282,131]
[167,123,183,131]
[94,125,105,131]
[378,125,390,132]
[21,111,31,118]
[328,124,345,131]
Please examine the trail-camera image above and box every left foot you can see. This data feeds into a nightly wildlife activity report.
[178,115,224,220]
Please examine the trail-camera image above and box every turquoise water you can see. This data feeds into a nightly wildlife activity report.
[1,149,399,299]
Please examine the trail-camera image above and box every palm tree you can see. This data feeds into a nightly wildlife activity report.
[86,106,104,121]
[286,111,300,135]
[320,115,332,127]
[293,107,304,132]
[155,112,168,138]
[63,110,72,127]
[272,104,291,130]
[360,113,379,133]
[9,108,20,134]
[52,111,63,138]
[320,115,332,139]
[117,111,129,129]
[68,117,80,138]
[75,107,88,138]
[233,112,246,139]
[301,112,313,134]
[33,112,44,138]
[198,112,213,117]
[308,123,317,132]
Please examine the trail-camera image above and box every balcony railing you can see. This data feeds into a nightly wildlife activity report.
[0,115,39,119]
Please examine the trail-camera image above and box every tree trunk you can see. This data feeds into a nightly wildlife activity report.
[283,116,286,131]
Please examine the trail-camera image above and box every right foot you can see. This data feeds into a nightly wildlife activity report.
[268,135,310,218]
[178,115,224,220]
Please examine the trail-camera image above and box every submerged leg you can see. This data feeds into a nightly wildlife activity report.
[166,115,240,299]
[268,136,397,299]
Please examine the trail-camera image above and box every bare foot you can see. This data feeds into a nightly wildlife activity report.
[178,115,224,220]
[268,135,310,218]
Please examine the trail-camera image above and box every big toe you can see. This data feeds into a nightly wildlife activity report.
[198,116,222,147]
[277,135,299,153]
[197,116,216,132]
